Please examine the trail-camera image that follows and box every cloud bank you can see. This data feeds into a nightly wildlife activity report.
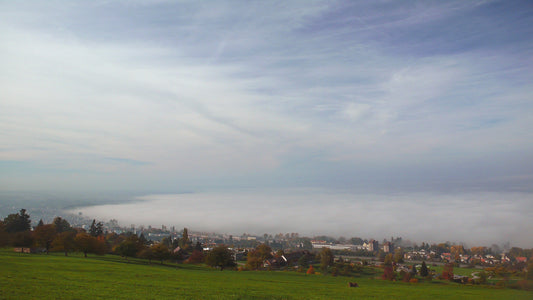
[72,190,533,247]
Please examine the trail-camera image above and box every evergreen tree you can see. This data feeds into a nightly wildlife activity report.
[420,261,429,277]
[3,209,31,233]
[139,232,149,245]
[37,219,44,227]
[179,228,192,251]
[194,241,203,252]
[53,217,71,233]
[89,219,104,237]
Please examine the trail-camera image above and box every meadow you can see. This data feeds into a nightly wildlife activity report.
[1,249,531,299]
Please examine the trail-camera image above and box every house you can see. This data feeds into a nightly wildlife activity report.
[440,253,452,262]
[364,240,379,252]
[282,250,312,266]
[515,257,527,263]
[263,257,286,269]
[383,242,394,253]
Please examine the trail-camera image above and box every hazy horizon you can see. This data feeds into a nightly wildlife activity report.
[2,1,533,248]
[67,189,533,248]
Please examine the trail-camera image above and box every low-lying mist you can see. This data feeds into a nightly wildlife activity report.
[70,189,533,248]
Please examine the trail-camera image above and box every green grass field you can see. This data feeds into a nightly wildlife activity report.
[1,249,531,299]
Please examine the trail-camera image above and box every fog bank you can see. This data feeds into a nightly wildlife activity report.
[71,189,533,248]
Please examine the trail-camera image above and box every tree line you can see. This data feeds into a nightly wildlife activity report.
[0,209,237,269]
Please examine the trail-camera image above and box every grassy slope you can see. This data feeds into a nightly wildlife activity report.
[1,249,531,299]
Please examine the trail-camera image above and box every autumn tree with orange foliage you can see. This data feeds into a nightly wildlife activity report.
[306,265,315,274]
[442,263,454,280]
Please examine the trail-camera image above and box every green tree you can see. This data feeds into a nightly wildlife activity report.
[115,234,145,260]
[301,239,313,250]
[53,217,71,233]
[350,237,364,245]
[205,245,236,270]
[89,219,104,237]
[179,228,192,252]
[393,248,404,263]
[161,235,173,248]
[3,209,31,233]
[420,261,429,277]
[526,261,533,280]
[139,232,149,245]
[194,241,203,252]
[384,253,393,265]
[319,248,334,273]
[298,253,310,269]
[0,221,8,247]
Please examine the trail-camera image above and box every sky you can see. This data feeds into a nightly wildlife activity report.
[2,1,533,246]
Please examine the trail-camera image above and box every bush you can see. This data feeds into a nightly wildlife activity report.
[508,280,533,291]
[306,265,315,274]
[409,278,418,283]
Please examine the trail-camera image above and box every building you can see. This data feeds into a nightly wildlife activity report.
[383,242,394,253]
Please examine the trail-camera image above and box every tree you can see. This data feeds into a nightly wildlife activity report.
[306,265,315,274]
[350,237,364,245]
[246,250,263,270]
[450,245,465,261]
[179,228,192,252]
[151,243,170,264]
[298,253,310,269]
[527,261,533,280]
[89,219,104,237]
[187,249,205,264]
[410,264,417,277]
[319,248,334,273]
[382,253,395,280]
[194,241,203,252]
[161,235,173,248]
[205,245,236,270]
[3,209,31,233]
[138,248,155,264]
[52,231,76,256]
[33,224,57,254]
[442,263,454,281]
[139,233,149,245]
[53,217,71,233]
[11,231,33,248]
[0,221,8,247]
[36,219,44,227]
[393,248,404,263]
[74,232,105,258]
[420,261,429,277]
[246,244,273,270]
[115,234,145,260]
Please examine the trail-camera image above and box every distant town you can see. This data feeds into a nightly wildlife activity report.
[10,207,529,270]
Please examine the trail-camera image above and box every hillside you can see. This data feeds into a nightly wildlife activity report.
[0,249,531,299]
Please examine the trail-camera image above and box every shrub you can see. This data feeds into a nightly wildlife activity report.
[508,280,533,291]
[306,265,315,274]
[409,278,418,283]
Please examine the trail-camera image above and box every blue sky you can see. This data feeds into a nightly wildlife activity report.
[1,1,533,244]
